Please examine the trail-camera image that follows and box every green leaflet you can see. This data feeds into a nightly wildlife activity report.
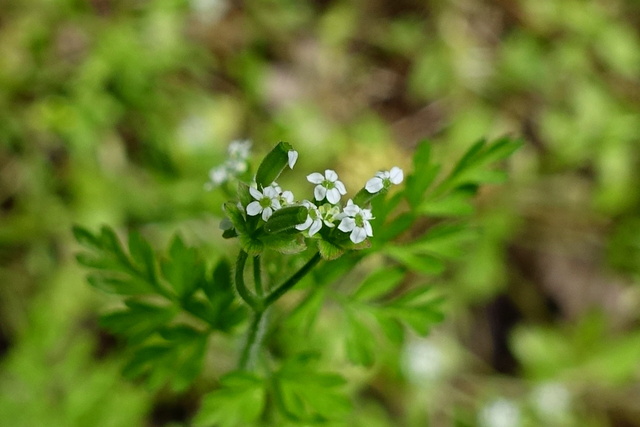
[273,355,351,423]
[255,141,294,187]
[194,372,266,427]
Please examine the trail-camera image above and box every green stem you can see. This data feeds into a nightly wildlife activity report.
[239,311,266,370]
[264,252,322,307]
[235,250,261,311]
[253,255,264,297]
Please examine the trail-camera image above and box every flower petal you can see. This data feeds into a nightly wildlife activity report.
[364,221,373,237]
[249,186,263,200]
[246,201,262,216]
[365,177,384,193]
[326,188,341,204]
[307,172,324,184]
[338,217,355,232]
[342,200,359,216]
[309,219,322,236]
[335,180,347,195]
[262,207,273,221]
[350,227,367,243]
[325,169,338,181]
[389,167,404,184]
[296,217,313,230]
[281,190,294,204]
[264,186,279,198]
[288,150,298,169]
[314,185,327,201]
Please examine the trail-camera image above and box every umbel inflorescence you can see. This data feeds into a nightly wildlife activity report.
[209,141,403,251]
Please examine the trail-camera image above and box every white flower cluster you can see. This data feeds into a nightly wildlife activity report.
[207,139,253,188]
[242,150,403,244]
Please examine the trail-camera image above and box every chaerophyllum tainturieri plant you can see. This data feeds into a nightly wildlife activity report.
[212,141,404,369]
[73,138,520,426]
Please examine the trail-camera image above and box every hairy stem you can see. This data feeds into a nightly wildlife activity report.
[253,255,264,297]
[239,311,266,370]
[264,252,322,307]
[235,250,261,311]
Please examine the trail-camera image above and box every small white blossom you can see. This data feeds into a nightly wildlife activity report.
[296,201,323,236]
[288,150,298,169]
[227,139,252,160]
[337,199,373,243]
[365,166,404,193]
[268,182,294,206]
[206,139,252,188]
[246,186,281,220]
[296,201,338,236]
[280,190,294,205]
[307,169,347,204]
[531,382,571,421]
[402,339,444,383]
[479,398,521,427]
[208,165,229,187]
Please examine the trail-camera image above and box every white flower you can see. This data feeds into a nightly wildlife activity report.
[206,140,252,188]
[269,182,294,206]
[227,139,252,160]
[337,199,373,243]
[280,190,294,205]
[288,150,298,169]
[307,169,347,204]
[296,201,338,236]
[296,201,323,236]
[531,382,570,421]
[365,166,404,193]
[246,186,281,220]
[208,165,229,186]
[479,398,521,427]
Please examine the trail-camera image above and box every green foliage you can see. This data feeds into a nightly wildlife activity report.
[71,137,519,421]
[272,355,351,423]
[74,225,247,390]
[255,141,295,187]
[194,372,266,427]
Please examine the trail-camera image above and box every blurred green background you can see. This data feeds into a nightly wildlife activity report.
[1,0,640,426]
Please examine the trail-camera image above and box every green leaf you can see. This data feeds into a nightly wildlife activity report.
[408,222,477,259]
[406,140,440,208]
[122,329,208,391]
[372,211,414,244]
[263,206,308,234]
[128,231,157,279]
[352,267,405,302]
[260,233,307,254]
[344,310,376,367]
[317,239,345,260]
[72,225,101,250]
[87,273,152,295]
[384,287,444,335]
[255,141,294,187]
[100,300,175,344]
[274,356,350,422]
[193,371,265,427]
[373,312,405,344]
[223,202,247,234]
[437,137,521,194]
[418,188,476,217]
[239,234,264,256]
[383,246,445,275]
[99,226,131,267]
[161,235,205,299]
[75,252,119,270]
[206,258,232,301]
[286,287,327,335]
